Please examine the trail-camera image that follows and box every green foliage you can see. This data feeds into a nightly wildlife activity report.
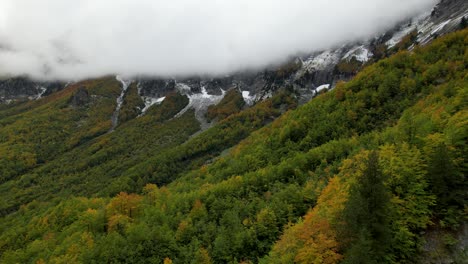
[460,16,467,29]
[0,95,198,215]
[117,83,145,124]
[206,89,245,121]
[340,151,392,264]
[335,57,364,75]
[392,30,418,52]
[0,29,466,263]
[0,77,121,187]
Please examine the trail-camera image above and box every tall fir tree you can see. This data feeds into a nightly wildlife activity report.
[341,151,392,264]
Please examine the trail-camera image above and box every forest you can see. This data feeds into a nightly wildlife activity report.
[0,29,466,263]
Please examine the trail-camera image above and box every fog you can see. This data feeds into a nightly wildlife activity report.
[0,0,437,81]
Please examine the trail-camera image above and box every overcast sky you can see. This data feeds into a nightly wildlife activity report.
[0,0,437,81]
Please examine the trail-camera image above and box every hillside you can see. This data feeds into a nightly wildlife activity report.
[0,27,466,263]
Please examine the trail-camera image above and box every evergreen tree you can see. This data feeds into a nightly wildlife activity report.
[341,151,392,263]
[460,16,467,29]
[426,142,466,227]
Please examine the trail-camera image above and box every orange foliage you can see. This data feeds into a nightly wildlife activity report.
[270,177,348,264]
[107,192,143,218]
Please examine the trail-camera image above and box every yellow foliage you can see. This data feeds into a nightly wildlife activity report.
[106,192,143,218]
[107,214,131,233]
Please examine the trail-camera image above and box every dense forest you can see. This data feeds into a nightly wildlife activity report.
[0,29,467,263]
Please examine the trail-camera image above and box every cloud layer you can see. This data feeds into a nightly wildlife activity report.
[0,0,437,80]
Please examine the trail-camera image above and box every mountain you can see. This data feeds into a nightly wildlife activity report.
[0,27,466,264]
[0,1,467,263]
[2,0,467,106]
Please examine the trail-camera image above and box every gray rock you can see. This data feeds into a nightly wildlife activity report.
[69,86,90,107]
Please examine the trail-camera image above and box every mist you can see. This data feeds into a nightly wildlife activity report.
[0,0,437,81]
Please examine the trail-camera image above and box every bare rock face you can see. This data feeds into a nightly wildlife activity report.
[0,77,41,103]
[2,0,467,108]
[432,0,468,21]
[69,86,90,107]
[138,79,176,99]
[420,223,468,264]
[0,77,64,104]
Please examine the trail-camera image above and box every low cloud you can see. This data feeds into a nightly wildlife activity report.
[0,0,437,81]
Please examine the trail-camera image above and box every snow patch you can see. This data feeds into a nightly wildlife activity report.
[242,91,256,105]
[261,91,273,100]
[430,19,452,35]
[387,10,463,49]
[174,85,226,131]
[35,86,47,100]
[343,46,373,63]
[110,75,132,131]
[137,82,167,115]
[315,84,330,94]
[303,50,342,71]
[386,11,430,48]
[418,13,467,46]
[64,81,74,88]
[0,97,13,105]
[140,96,165,114]
[176,83,191,94]
[386,24,418,48]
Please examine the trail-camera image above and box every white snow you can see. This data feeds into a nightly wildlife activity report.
[155,97,166,103]
[430,19,452,35]
[417,13,467,46]
[176,83,191,93]
[174,85,226,130]
[294,49,342,80]
[386,10,463,49]
[386,25,418,48]
[136,81,166,115]
[315,84,330,94]
[386,11,430,48]
[200,87,213,98]
[261,91,273,100]
[242,91,256,105]
[110,75,132,131]
[343,46,373,63]
[115,75,132,111]
[140,96,166,114]
[303,50,342,71]
[35,86,47,100]
[64,81,74,88]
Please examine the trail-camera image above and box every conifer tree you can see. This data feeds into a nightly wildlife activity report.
[341,151,392,263]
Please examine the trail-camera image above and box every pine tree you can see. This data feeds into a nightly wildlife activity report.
[341,151,392,263]
[460,16,467,29]
[426,142,466,227]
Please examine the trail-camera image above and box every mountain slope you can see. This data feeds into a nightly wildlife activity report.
[1,0,466,109]
[0,79,296,215]
[0,28,466,264]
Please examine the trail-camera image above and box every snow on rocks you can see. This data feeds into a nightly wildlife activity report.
[110,75,132,131]
[33,86,47,100]
[136,81,167,115]
[315,84,330,94]
[174,85,226,131]
[302,50,342,72]
[176,83,191,94]
[342,46,373,63]
[386,9,465,49]
[386,11,430,48]
[417,15,465,46]
[242,91,256,105]
[140,96,165,114]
